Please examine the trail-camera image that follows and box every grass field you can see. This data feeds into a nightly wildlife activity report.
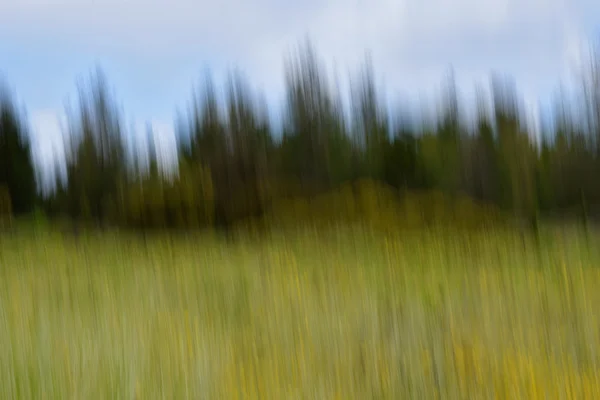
[1,224,600,398]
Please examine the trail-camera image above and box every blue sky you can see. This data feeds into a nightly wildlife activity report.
[1,0,599,185]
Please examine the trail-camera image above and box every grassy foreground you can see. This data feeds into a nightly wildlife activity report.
[1,225,600,398]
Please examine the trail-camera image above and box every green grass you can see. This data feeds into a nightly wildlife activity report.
[1,224,600,398]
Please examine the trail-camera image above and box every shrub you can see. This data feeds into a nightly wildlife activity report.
[0,185,12,228]
[262,180,508,232]
[119,161,215,229]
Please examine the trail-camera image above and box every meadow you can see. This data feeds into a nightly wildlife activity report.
[1,223,600,398]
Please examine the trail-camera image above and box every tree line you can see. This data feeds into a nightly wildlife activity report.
[2,43,600,230]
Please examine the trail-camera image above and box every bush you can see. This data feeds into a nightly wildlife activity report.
[32,207,50,228]
[0,185,12,228]
[262,180,508,232]
[118,161,215,229]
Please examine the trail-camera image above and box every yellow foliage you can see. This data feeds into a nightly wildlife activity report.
[262,179,508,231]
[433,340,600,398]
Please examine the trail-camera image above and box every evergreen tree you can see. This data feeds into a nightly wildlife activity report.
[0,84,37,214]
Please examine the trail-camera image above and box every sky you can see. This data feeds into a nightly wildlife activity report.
[1,0,599,187]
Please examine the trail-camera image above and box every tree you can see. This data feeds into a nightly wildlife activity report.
[0,84,37,214]
[351,55,389,181]
[63,67,126,223]
[491,74,537,223]
[281,40,353,193]
[183,72,230,226]
[436,69,463,193]
[464,88,499,204]
[222,70,274,222]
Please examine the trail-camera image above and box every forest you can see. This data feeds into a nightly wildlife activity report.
[2,42,600,232]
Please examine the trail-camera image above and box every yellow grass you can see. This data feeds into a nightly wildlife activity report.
[1,224,600,398]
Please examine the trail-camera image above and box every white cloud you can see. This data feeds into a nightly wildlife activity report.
[1,0,589,95]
